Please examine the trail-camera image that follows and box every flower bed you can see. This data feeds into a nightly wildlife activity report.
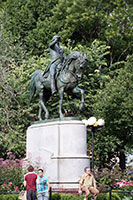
[0,152,132,199]
[0,152,24,193]
[0,193,124,200]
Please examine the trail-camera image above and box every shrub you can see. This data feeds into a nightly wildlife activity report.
[51,193,125,200]
[51,193,61,200]
[0,194,19,200]
[0,152,24,192]
[94,166,133,191]
[94,166,123,189]
[114,179,133,198]
[97,193,107,200]
[106,192,121,200]
[51,193,84,200]
[122,197,133,200]
[0,192,129,200]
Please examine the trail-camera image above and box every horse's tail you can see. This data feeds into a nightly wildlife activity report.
[30,70,40,102]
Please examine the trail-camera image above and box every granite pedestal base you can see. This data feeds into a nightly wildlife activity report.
[26,119,90,189]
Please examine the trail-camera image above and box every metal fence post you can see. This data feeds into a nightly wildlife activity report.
[49,187,52,200]
[109,187,112,200]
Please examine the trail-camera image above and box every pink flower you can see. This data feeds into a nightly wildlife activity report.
[119,183,126,187]
[15,159,20,163]
[114,181,127,188]
[127,180,133,185]
[9,154,16,160]
[2,160,9,166]
[2,183,6,186]
[7,152,12,156]
[9,182,12,185]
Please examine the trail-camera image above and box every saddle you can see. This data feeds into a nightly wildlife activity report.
[42,52,79,79]
[42,58,64,79]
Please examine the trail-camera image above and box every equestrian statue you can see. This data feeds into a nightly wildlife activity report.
[30,35,88,120]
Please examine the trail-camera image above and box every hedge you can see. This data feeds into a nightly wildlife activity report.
[0,192,131,200]
[51,193,129,200]
[0,194,19,200]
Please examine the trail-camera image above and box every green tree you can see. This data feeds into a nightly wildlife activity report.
[0,54,49,158]
[49,0,133,63]
[92,55,133,169]
[2,0,132,61]
[2,0,58,55]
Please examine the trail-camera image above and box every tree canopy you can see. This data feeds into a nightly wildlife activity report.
[91,55,133,168]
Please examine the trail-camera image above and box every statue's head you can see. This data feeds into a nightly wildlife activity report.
[52,35,61,41]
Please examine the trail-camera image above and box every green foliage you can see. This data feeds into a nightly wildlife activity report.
[97,193,107,200]
[51,193,125,200]
[0,191,131,200]
[106,192,121,200]
[1,0,132,61]
[80,40,111,117]
[51,193,61,200]
[1,0,58,55]
[93,166,133,195]
[91,55,133,167]
[122,197,133,200]
[49,0,133,62]
[94,167,122,189]
[0,194,19,200]
[0,52,50,157]
[88,132,121,168]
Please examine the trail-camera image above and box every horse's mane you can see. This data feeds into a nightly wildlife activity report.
[65,51,81,60]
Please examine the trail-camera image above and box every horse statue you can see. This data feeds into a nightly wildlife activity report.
[30,51,88,120]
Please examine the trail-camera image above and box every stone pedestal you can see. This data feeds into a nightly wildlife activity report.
[26,119,89,188]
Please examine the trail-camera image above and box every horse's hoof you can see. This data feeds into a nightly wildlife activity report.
[45,114,49,119]
[59,114,64,119]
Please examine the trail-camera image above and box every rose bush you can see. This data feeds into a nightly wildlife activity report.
[114,179,133,197]
[0,152,24,192]
[94,166,133,193]
[114,180,133,188]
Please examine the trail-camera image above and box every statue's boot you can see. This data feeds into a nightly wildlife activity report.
[51,76,57,95]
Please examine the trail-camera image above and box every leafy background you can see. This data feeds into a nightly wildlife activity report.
[0,0,133,169]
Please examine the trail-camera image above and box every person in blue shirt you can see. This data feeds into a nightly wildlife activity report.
[36,169,50,200]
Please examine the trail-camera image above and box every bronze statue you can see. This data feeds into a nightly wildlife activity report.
[30,36,88,120]
[49,35,64,95]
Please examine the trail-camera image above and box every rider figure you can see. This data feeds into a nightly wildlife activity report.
[49,35,64,95]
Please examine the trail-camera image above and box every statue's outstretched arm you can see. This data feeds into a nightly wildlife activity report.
[49,38,58,48]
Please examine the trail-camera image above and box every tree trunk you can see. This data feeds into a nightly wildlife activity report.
[119,152,126,169]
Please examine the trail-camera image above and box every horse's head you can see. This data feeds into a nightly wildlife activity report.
[62,51,88,81]
[73,52,88,80]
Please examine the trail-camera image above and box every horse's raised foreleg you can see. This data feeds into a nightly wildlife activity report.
[38,89,49,120]
[59,87,64,119]
[38,103,42,120]
[72,87,84,110]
